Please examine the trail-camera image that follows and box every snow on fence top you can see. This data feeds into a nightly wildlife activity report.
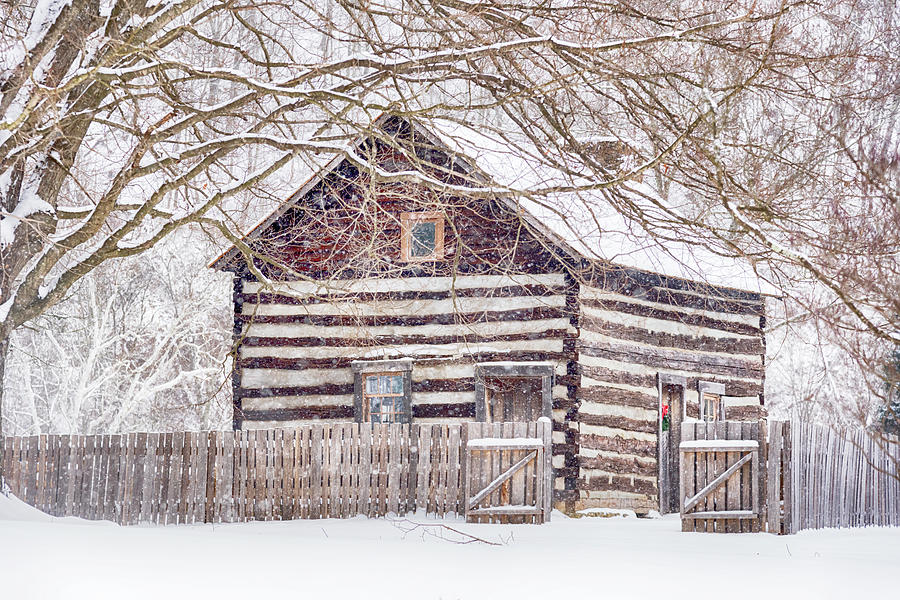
[680,439,760,451]
[467,438,543,448]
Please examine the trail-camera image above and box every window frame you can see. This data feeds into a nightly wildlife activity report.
[474,363,553,422]
[400,211,444,262]
[351,359,413,424]
[698,381,726,422]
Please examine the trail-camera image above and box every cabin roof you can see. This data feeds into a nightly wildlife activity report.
[210,114,779,297]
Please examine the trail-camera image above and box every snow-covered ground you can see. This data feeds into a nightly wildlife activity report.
[1,492,896,599]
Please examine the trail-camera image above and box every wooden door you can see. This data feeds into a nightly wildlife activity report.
[484,377,543,422]
[659,383,684,514]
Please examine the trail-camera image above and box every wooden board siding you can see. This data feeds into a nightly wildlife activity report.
[232,272,579,505]
[574,272,766,513]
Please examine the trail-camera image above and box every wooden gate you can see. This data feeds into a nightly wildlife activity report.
[464,420,552,524]
[680,421,763,533]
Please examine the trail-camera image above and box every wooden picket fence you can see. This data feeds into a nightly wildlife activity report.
[789,421,900,532]
[0,422,551,525]
[681,420,900,534]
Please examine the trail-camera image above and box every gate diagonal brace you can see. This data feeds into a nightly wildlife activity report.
[683,452,753,513]
[467,451,536,510]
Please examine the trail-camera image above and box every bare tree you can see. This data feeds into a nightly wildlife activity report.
[1,1,897,464]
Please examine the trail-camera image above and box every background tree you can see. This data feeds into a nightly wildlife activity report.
[1,0,898,448]
[877,345,900,435]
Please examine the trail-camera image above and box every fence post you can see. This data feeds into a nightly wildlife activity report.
[767,421,782,534]
[541,417,552,522]
[782,422,793,534]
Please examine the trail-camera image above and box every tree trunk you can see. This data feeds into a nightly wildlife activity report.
[0,334,7,486]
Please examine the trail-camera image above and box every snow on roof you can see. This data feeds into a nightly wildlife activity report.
[214,114,780,296]
[428,118,779,296]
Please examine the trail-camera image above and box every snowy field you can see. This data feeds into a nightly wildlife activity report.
[1,493,897,600]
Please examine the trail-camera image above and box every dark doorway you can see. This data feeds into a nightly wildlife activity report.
[659,381,685,514]
[483,377,543,422]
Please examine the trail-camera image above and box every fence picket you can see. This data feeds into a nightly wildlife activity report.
[8,421,892,530]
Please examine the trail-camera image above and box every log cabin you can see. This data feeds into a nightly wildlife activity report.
[210,115,768,514]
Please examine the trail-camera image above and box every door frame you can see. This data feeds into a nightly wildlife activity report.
[658,373,686,514]
[474,363,553,422]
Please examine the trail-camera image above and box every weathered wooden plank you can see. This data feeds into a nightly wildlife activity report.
[222,430,235,523]
[377,424,389,516]
[255,429,269,520]
[387,424,401,516]
[755,419,767,533]
[103,435,119,523]
[725,423,740,533]
[208,431,221,523]
[354,424,368,517]
[266,429,278,520]
[739,421,752,533]
[714,422,728,533]
[782,422,793,534]
[54,434,70,518]
[694,424,708,532]
[326,424,339,518]
[447,425,461,517]
[542,418,552,524]
[191,431,204,524]
[415,424,430,512]
[342,423,353,518]
[140,433,157,524]
[680,423,694,531]
[159,433,174,525]
[309,425,323,519]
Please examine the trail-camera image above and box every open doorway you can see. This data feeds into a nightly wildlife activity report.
[658,374,685,514]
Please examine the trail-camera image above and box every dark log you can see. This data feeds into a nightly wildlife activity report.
[578,385,658,411]
[241,329,569,348]
[580,365,657,389]
[578,413,657,434]
[578,474,658,496]
[586,265,764,304]
[240,383,354,398]
[239,350,572,370]
[724,405,765,421]
[578,433,657,458]
[580,297,761,336]
[581,316,763,356]
[579,455,657,477]
[239,283,569,306]
[236,305,569,327]
[578,345,764,379]
[241,405,355,421]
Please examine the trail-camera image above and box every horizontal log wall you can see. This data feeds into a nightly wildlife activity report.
[575,271,766,513]
[234,272,578,504]
[1,423,552,524]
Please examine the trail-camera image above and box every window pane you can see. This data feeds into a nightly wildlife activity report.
[389,374,403,393]
[366,376,378,394]
[410,221,436,257]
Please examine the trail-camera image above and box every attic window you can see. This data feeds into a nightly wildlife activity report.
[401,212,444,262]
